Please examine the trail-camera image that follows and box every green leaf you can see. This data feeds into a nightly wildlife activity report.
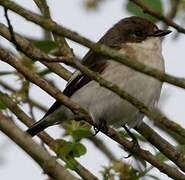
[65,158,78,170]
[55,139,86,158]
[33,40,57,53]
[0,101,7,110]
[54,139,79,170]
[72,142,87,157]
[72,128,92,141]
[126,0,163,22]
[56,139,73,158]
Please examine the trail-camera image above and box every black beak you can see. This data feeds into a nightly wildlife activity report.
[152,29,172,37]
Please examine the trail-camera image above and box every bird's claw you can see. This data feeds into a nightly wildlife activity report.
[122,125,141,158]
[124,138,140,158]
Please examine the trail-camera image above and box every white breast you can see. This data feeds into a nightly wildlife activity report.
[71,37,165,128]
[125,37,163,69]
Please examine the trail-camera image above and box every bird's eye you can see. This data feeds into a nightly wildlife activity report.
[134,30,145,37]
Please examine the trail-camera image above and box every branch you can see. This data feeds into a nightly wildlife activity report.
[1,41,185,172]
[0,46,184,179]
[0,80,47,112]
[0,27,114,164]
[154,120,185,144]
[1,0,185,91]
[2,9,185,146]
[130,0,185,34]
[33,0,74,57]
[2,6,185,165]
[4,4,72,80]
[0,4,184,146]
[0,113,78,180]
[1,87,184,180]
[2,30,185,173]
[1,1,185,178]
[33,0,51,40]
[0,22,72,81]
[150,109,185,144]
[136,123,185,171]
[0,91,98,180]
[0,19,116,161]
[66,51,185,172]
[106,128,185,180]
[167,0,180,20]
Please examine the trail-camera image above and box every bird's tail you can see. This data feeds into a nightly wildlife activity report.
[26,105,73,136]
[26,118,51,137]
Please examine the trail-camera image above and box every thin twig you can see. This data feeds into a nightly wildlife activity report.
[1,0,185,91]
[33,0,74,57]
[2,20,185,172]
[0,22,72,81]
[2,41,185,172]
[0,47,185,179]
[130,0,185,34]
[167,0,180,20]
[2,14,116,161]
[0,90,184,180]
[0,113,78,180]
[0,91,98,180]
[136,123,185,172]
[3,8,185,145]
[0,80,47,112]
[1,1,185,179]
[3,5,185,151]
[33,0,51,40]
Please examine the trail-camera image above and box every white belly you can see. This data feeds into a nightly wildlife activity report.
[71,38,164,127]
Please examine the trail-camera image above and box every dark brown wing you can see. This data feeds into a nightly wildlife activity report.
[43,51,107,117]
[43,20,124,118]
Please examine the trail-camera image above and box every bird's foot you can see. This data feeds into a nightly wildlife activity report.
[122,125,140,158]
[125,137,140,158]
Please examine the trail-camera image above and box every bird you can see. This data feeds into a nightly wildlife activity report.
[26,16,171,137]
